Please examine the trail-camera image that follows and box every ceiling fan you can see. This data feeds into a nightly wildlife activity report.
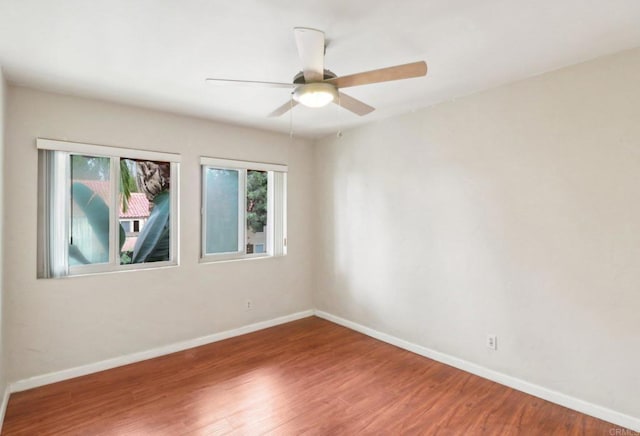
[206,27,427,117]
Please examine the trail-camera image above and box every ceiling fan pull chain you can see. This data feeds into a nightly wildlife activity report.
[289,93,294,138]
[336,94,344,138]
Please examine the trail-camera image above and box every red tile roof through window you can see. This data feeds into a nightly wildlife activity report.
[74,180,150,218]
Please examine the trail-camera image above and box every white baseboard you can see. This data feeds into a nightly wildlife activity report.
[314,310,640,432]
[0,385,9,434]
[10,309,314,394]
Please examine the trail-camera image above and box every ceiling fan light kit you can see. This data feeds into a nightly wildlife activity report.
[206,27,427,118]
[293,82,338,108]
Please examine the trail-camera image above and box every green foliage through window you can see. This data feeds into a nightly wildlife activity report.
[247,170,267,234]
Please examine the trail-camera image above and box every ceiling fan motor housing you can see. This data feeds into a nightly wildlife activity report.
[292,69,337,84]
[292,69,339,108]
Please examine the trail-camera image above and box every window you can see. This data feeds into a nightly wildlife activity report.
[201,157,287,261]
[37,139,180,277]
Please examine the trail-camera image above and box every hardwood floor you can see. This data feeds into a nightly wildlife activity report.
[2,317,627,435]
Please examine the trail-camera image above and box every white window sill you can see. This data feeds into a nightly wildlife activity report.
[199,253,282,265]
[41,261,179,279]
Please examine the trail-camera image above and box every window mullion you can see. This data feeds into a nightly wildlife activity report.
[170,162,180,263]
[238,169,247,254]
[200,165,207,258]
[266,171,274,255]
[110,157,120,267]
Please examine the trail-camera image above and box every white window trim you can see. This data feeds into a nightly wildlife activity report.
[38,138,180,278]
[37,138,181,162]
[200,156,286,172]
[200,156,287,263]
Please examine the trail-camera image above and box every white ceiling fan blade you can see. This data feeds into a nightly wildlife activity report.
[336,92,375,116]
[205,78,294,88]
[269,99,298,117]
[294,27,325,83]
[325,61,427,89]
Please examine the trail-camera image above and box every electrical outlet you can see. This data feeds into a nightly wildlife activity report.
[487,334,497,350]
[245,299,253,311]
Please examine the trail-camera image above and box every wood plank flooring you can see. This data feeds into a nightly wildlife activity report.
[2,317,627,435]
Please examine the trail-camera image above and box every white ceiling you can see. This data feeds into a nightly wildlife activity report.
[1,1,639,138]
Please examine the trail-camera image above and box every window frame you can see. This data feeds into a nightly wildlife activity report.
[200,157,287,263]
[37,138,181,278]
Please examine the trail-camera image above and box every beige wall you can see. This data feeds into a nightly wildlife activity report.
[314,48,640,418]
[4,87,315,381]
